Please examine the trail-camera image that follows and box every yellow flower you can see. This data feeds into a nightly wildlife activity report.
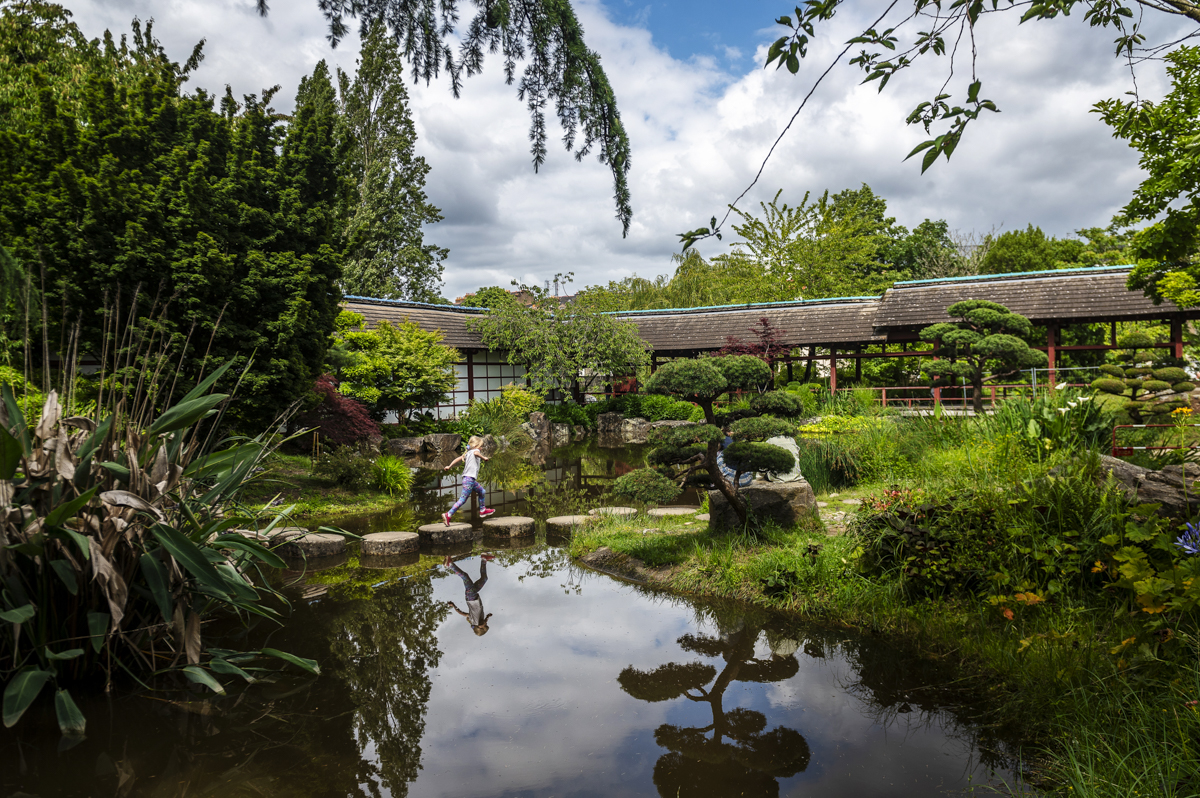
[1172,407,1193,416]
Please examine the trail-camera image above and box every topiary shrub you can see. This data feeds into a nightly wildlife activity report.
[613,468,682,505]
[1092,334,1195,422]
[729,416,796,441]
[724,441,795,475]
[750,391,806,417]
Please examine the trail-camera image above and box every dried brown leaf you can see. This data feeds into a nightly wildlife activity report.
[185,611,201,666]
[89,538,128,629]
[34,391,61,440]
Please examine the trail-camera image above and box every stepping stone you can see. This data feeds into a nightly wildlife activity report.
[360,552,420,570]
[361,531,419,556]
[695,513,710,522]
[483,515,535,538]
[545,515,594,535]
[589,506,637,518]
[280,532,346,558]
[841,499,862,506]
[816,501,829,508]
[254,526,306,545]
[646,507,698,518]
[418,522,480,545]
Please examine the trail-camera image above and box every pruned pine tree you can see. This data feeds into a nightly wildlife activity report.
[643,355,806,527]
[337,23,447,302]
[919,300,1048,414]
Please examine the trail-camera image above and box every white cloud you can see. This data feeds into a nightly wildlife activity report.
[61,0,1179,301]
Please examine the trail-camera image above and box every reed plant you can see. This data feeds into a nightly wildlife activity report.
[1,306,318,739]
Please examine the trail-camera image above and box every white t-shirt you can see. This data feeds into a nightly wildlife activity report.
[462,448,481,479]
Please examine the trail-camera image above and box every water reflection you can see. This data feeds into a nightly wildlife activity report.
[444,555,494,635]
[619,609,810,796]
[0,542,1024,798]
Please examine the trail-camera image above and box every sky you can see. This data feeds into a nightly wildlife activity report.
[61,0,1196,301]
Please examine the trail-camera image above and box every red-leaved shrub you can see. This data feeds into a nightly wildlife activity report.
[297,374,380,446]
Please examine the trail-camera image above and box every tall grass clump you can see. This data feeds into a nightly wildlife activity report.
[373,455,414,497]
[1,307,318,740]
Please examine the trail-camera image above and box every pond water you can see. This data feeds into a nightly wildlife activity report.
[2,538,1026,797]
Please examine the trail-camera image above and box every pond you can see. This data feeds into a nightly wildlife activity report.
[1,537,1027,797]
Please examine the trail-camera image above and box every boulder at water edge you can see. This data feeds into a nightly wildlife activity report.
[707,480,816,532]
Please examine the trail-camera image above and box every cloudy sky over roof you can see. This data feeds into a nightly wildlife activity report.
[67,0,1189,301]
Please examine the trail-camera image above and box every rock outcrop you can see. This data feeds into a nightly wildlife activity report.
[707,480,817,532]
[1096,455,1200,517]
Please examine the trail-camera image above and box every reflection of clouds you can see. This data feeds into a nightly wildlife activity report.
[369,554,1017,797]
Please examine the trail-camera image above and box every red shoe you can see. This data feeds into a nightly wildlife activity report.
[443,512,452,527]
[479,508,496,517]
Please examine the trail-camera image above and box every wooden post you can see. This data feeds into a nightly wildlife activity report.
[829,347,838,394]
[855,345,862,382]
[1110,321,1117,346]
[650,353,658,374]
[466,352,476,403]
[786,355,794,384]
[881,386,888,407]
[1172,316,1184,360]
[1047,326,1057,387]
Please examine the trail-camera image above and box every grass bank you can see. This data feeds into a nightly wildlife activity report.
[568,389,1200,797]
[242,453,404,521]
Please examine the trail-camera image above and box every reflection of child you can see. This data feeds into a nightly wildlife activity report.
[445,555,494,636]
[443,436,494,525]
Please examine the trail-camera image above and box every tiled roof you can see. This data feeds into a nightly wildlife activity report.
[875,267,1184,330]
[342,267,1190,355]
[621,298,883,354]
[342,296,486,350]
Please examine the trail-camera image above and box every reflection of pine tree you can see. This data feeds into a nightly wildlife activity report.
[326,577,447,797]
[618,614,810,797]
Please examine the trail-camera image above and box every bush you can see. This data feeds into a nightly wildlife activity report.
[1142,380,1172,393]
[1153,367,1189,384]
[373,455,414,497]
[724,441,795,475]
[730,416,795,441]
[296,374,381,446]
[750,391,806,418]
[1091,378,1127,395]
[637,394,696,421]
[542,399,590,428]
[1173,382,1196,393]
[612,468,682,505]
[315,446,375,489]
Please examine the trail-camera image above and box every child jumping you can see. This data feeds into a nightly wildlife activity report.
[443,435,494,525]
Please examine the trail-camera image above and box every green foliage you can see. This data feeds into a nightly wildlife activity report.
[920,301,1047,413]
[468,275,649,397]
[723,441,795,475]
[645,359,727,406]
[458,286,518,309]
[711,355,772,392]
[588,393,698,424]
[978,224,1057,274]
[330,311,460,420]
[315,446,375,489]
[0,8,342,432]
[1088,342,1194,423]
[729,416,795,442]
[612,468,682,505]
[987,391,1114,457]
[749,390,807,418]
[0,362,317,737]
[337,23,446,301]
[1154,367,1190,384]
[455,385,540,439]
[541,400,590,428]
[1098,47,1200,304]
[372,455,414,497]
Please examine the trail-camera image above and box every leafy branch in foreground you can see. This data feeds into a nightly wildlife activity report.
[681,0,1198,251]
[289,0,633,234]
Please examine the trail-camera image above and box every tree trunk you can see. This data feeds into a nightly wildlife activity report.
[701,399,747,525]
[972,373,985,415]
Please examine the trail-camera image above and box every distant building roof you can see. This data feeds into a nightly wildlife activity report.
[874,266,1190,331]
[343,266,1193,356]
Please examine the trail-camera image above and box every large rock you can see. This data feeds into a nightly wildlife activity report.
[388,437,425,457]
[762,435,806,483]
[526,411,550,441]
[423,433,462,455]
[597,412,624,448]
[650,420,696,430]
[621,417,650,444]
[551,423,571,447]
[707,480,817,531]
[1096,455,1200,517]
